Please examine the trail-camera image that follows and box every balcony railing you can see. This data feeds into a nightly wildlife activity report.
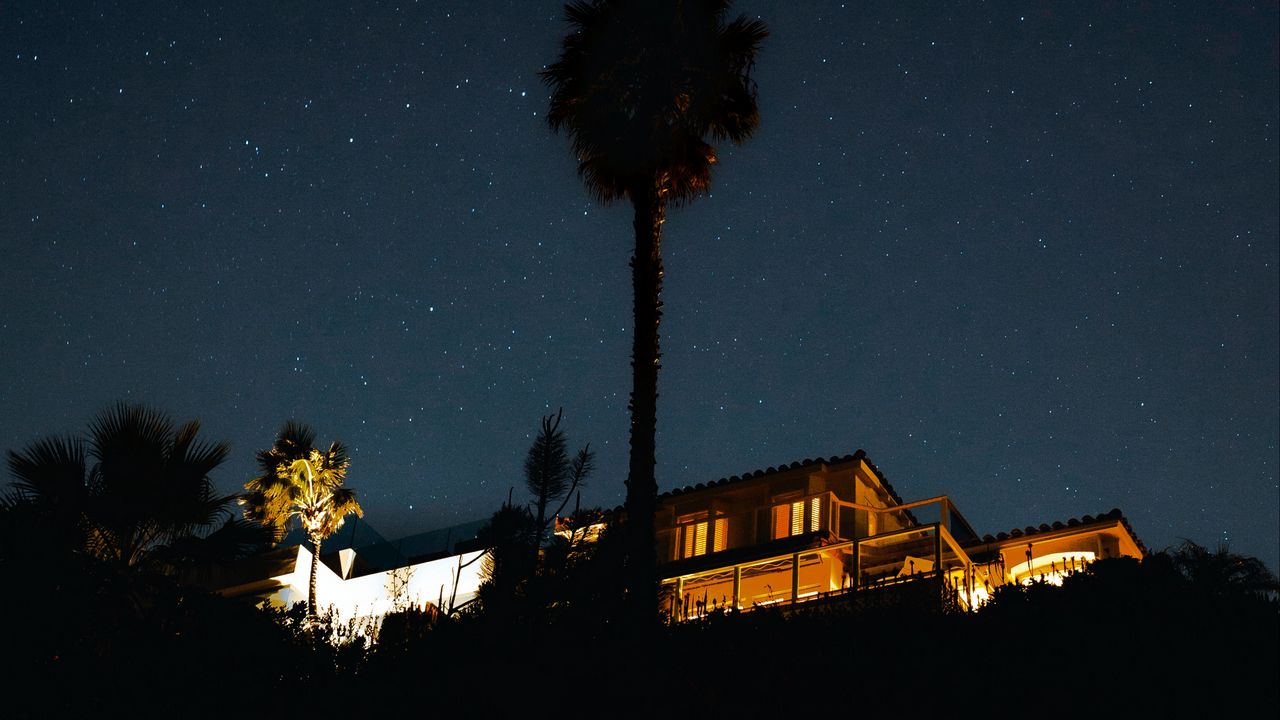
[661,522,989,622]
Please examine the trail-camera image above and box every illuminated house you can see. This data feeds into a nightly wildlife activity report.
[208,519,487,625]
[645,451,1145,620]
[212,450,1143,626]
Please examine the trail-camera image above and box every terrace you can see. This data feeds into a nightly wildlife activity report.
[661,495,990,620]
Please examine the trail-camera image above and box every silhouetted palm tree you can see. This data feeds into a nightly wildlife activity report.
[242,421,363,617]
[3,403,241,572]
[1169,540,1279,598]
[544,0,767,621]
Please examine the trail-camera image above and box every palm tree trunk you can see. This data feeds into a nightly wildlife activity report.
[625,183,665,623]
[308,538,321,618]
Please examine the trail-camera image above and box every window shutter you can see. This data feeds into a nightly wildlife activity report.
[773,505,789,539]
[713,518,728,552]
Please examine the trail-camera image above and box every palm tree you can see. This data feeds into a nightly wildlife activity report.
[3,403,242,573]
[242,421,363,617]
[1168,540,1279,598]
[543,0,767,619]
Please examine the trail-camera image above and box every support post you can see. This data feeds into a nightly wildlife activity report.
[935,524,943,573]
[791,552,800,604]
[732,565,742,611]
[853,538,861,591]
[675,577,684,621]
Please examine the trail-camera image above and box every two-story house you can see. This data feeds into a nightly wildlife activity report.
[645,450,1145,620]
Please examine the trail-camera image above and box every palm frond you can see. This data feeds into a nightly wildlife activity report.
[545,0,766,204]
[6,435,86,502]
[241,422,362,551]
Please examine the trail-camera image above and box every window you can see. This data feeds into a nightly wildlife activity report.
[772,496,824,539]
[680,517,728,558]
[1009,551,1095,586]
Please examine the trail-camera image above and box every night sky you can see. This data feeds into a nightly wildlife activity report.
[3,2,1277,571]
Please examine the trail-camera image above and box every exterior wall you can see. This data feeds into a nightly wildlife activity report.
[985,521,1145,586]
[656,457,904,564]
[256,545,486,625]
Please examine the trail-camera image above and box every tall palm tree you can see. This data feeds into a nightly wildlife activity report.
[543,0,767,619]
[3,403,241,572]
[242,421,363,617]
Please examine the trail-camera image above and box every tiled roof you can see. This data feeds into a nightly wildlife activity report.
[970,507,1148,555]
[659,449,908,506]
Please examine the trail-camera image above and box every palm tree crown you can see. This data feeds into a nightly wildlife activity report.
[242,421,362,617]
[242,421,362,547]
[3,402,239,571]
[544,0,767,203]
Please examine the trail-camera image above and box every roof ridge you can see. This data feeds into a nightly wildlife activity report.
[659,450,868,500]
[976,507,1147,555]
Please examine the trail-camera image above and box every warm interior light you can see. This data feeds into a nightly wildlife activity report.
[684,521,709,558]
[1009,551,1096,586]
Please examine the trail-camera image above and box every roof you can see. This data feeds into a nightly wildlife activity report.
[270,517,489,577]
[965,508,1148,556]
[659,449,907,506]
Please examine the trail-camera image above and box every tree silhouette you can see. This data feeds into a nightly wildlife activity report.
[2,402,247,573]
[242,421,363,617]
[475,499,537,622]
[543,0,767,621]
[1168,539,1279,598]
[524,408,594,554]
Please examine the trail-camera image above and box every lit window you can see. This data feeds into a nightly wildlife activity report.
[1009,551,1096,586]
[681,517,728,558]
[773,498,823,539]
[683,521,707,557]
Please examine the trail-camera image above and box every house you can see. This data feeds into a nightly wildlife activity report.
[644,450,1145,620]
[208,518,489,625]
[211,449,1144,626]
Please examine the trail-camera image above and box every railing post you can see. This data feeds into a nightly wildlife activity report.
[934,523,943,577]
[675,577,684,621]
[732,565,742,611]
[852,538,861,591]
[791,552,800,604]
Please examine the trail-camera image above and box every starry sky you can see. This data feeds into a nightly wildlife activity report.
[3,1,1277,571]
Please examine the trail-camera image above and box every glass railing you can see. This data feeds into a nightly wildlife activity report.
[661,522,989,621]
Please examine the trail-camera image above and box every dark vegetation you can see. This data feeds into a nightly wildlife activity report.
[2,404,1276,716]
[3,2,1276,715]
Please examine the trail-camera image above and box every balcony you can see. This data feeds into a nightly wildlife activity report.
[661,521,989,621]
